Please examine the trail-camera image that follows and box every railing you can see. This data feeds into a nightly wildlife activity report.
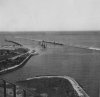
[0,79,34,97]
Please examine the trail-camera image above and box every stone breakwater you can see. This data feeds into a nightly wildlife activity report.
[16,76,90,97]
[0,45,38,75]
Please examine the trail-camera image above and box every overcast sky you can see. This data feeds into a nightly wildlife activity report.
[0,0,100,31]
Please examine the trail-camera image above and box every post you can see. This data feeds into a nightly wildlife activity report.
[23,90,26,97]
[13,85,16,97]
[3,80,6,97]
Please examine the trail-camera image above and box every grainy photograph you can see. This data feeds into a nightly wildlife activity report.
[0,0,100,97]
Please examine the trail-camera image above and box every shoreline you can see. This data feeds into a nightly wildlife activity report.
[0,46,38,75]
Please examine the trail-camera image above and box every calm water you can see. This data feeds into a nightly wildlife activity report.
[0,32,100,97]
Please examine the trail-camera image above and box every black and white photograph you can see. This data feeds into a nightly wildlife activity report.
[0,0,100,97]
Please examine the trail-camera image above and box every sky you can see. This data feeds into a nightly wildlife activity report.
[0,0,100,31]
